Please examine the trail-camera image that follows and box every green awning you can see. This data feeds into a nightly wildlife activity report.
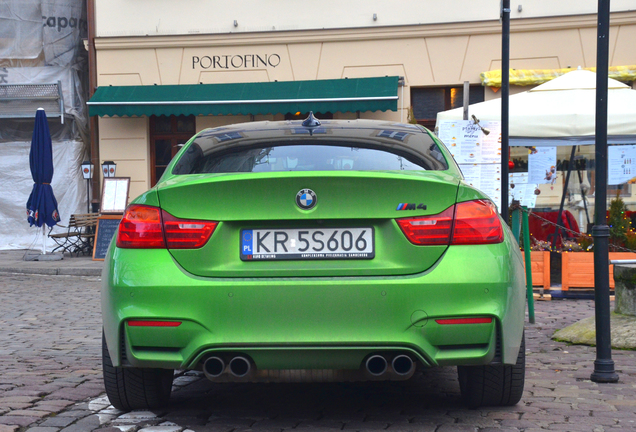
[88,76,399,117]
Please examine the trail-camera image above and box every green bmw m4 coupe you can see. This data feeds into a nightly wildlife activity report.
[102,114,526,411]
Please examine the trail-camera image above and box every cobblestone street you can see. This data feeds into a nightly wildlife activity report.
[0,273,103,431]
[1,272,636,431]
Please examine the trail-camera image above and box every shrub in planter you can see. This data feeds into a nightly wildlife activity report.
[625,230,636,251]
[577,234,594,251]
[609,196,630,249]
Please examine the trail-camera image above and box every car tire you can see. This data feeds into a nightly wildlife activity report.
[102,331,174,411]
[457,331,525,409]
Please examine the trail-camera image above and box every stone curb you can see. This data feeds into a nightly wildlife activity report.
[0,267,102,277]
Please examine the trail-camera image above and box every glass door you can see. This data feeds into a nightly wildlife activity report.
[150,115,195,186]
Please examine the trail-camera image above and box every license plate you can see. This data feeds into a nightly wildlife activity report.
[240,227,374,261]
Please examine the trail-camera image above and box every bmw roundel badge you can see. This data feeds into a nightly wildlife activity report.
[296,189,317,210]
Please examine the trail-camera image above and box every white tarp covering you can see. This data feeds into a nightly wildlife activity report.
[0,139,86,250]
[0,0,89,251]
[0,0,86,66]
[42,0,87,67]
[0,0,42,60]
[436,70,636,146]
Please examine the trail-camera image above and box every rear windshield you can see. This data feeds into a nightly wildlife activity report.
[173,143,448,174]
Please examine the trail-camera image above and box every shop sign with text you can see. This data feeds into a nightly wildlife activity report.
[192,54,281,69]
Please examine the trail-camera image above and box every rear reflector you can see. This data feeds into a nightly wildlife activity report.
[116,204,217,249]
[435,317,493,325]
[127,321,182,327]
[396,199,503,246]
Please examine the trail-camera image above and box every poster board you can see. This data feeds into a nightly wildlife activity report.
[438,120,503,208]
[528,147,557,185]
[100,177,130,214]
[509,172,538,208]
[93,215,122,260]
[608,144,636,185]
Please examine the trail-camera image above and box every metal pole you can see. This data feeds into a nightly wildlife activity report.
[576,167,591,227]
[550,146,577,250]
[501,0,510,222]
[511,202,521,242]
[591,0,618,384]
[463,81,470,121]
[86,179,91,214]
[87,0,101,213]
[522,206,535,324]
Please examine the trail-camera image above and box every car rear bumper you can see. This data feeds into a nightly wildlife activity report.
[102,242,525,371]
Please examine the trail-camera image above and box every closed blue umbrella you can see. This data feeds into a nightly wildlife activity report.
[26,108,61,253]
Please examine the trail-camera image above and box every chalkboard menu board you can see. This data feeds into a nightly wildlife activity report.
[93,216,122,260]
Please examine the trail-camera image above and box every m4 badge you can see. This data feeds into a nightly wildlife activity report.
[396,203,427,211]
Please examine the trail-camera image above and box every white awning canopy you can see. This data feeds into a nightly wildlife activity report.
[436,70,636,146]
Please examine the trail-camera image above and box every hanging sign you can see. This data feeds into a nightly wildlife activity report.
[509,172,538,208]
[528,147,557,185]
[608,144,636,185]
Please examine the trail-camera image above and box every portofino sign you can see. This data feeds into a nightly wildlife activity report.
[192,54,281,69]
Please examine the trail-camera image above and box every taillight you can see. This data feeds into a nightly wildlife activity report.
[396,206,454,245]
[116,205,217,249]
[397,199,503,246]
[117,205,165,248]
[162,210,217,249]
[452,200,503,245]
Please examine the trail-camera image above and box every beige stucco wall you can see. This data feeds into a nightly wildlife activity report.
[94,0,636,38]
[93,11,636,197]
[97,117,149,201]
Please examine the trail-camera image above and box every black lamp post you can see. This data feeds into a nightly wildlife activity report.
[591,0,619,384]
[500,0,510,222]
[81,160,94,213]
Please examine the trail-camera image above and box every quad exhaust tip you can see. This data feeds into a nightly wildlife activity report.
[392,354,414,375]
[203,356,225,379]
[229,356,251,377]
[204,353,412,381]
[365,355,388,376]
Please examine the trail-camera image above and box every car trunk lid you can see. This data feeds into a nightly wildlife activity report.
[157,171,460,277]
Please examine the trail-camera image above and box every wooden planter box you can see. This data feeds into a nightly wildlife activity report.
[561,252,636,291]
[523,251,550,290]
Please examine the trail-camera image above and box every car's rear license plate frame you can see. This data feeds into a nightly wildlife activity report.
[240,227,375,261]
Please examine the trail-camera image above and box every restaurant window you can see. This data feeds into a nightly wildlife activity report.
[150,115,195,186]
[411,86,485,130]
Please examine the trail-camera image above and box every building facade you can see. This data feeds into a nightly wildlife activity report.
[89,0,636,202]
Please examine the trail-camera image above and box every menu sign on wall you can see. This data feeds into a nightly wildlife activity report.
[438,120,502,164]
[460,163,502,209]
[438,120,502,209]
